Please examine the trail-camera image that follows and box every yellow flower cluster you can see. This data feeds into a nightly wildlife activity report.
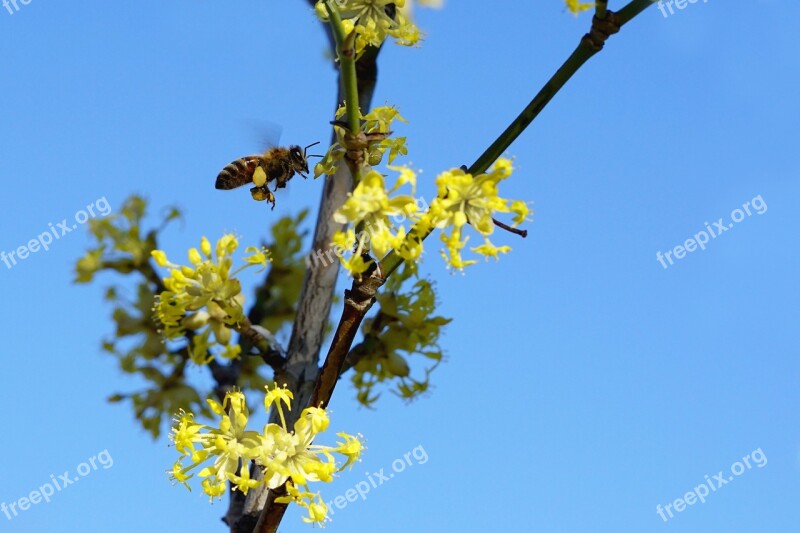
[169,387,363,527]
[424,158,530,270]
[314,105,408,178]
[316,0,421,54]
[151,235,270,364]
[331,157,530,275]
[332,167,420,277]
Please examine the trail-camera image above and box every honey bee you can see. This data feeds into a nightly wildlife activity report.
[215,142,321,208]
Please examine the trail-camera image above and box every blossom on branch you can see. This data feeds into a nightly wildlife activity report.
[423,158,531,271]
[151,235,270,364]
[314,105,408,178]
[332,167,420,277]
[316,0,421,54]
[168,387,363,527]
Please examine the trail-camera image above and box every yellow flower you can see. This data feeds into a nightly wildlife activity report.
[276,483,331,527]
[201,478,226,501]
[168,392,261,501]
[439,227,477,270]
[196,392,261,489]
[225,463,262,495]
[335,432,364,470]
[303,501,329,525]
[243,246,271,270]
[387,164,417,194]
[564,0,595,15]
[298,406,330,434]
[316,0,421,54]
[264,384,293,430]
[168,460,193,490]
[256,405,340,488]
[170,411,206,456]
[471,240,512,261]
[264,384,294,411]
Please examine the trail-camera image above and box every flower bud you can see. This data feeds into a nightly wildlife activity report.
[200,236,212,257]
[188,248,202,265]
[181,311,210,330]
[368,150,383,166]
[211,320,232,345]
[151,250,169,267]
[386,352,410,377]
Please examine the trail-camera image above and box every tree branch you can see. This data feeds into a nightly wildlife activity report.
[230,4,381,532]
[246,1,655,531]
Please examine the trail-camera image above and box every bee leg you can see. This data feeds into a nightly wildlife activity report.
[250,185,275,207]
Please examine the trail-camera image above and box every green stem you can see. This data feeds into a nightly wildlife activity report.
[468,44,594,176]
[325,2,361,133]
[379,0,653,278]
[616,0,654,25]
[596,0,608,20]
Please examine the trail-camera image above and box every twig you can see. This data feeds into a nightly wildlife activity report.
[234,316,287,371]
[492,217,528,238]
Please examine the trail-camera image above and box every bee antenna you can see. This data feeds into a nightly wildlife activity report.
[303,141,321,156]
[307,154,324,159]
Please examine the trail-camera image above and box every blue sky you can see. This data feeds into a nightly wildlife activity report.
[1,1,799,532]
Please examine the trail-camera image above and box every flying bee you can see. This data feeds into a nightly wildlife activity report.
[215,142,322,208]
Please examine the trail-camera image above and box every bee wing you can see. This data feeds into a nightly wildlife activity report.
[245,120,283,151]
[215,156,262,190]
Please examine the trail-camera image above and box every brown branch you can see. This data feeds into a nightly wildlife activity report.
[342,310,392,373]
[230,8,382,533]
[234,316,287,372]
[253,262,384,533]
[309,264,383,408]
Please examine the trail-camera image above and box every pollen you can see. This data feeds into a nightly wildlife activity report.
[253,166,268,187]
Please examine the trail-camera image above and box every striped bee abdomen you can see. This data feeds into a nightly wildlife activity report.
[215,156,263,190]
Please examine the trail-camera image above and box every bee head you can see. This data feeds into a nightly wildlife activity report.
[288,145,308,174]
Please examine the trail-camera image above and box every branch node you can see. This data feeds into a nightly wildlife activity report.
[584,10,621,51]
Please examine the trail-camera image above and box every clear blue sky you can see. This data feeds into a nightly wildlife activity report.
[2,1,799,532]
